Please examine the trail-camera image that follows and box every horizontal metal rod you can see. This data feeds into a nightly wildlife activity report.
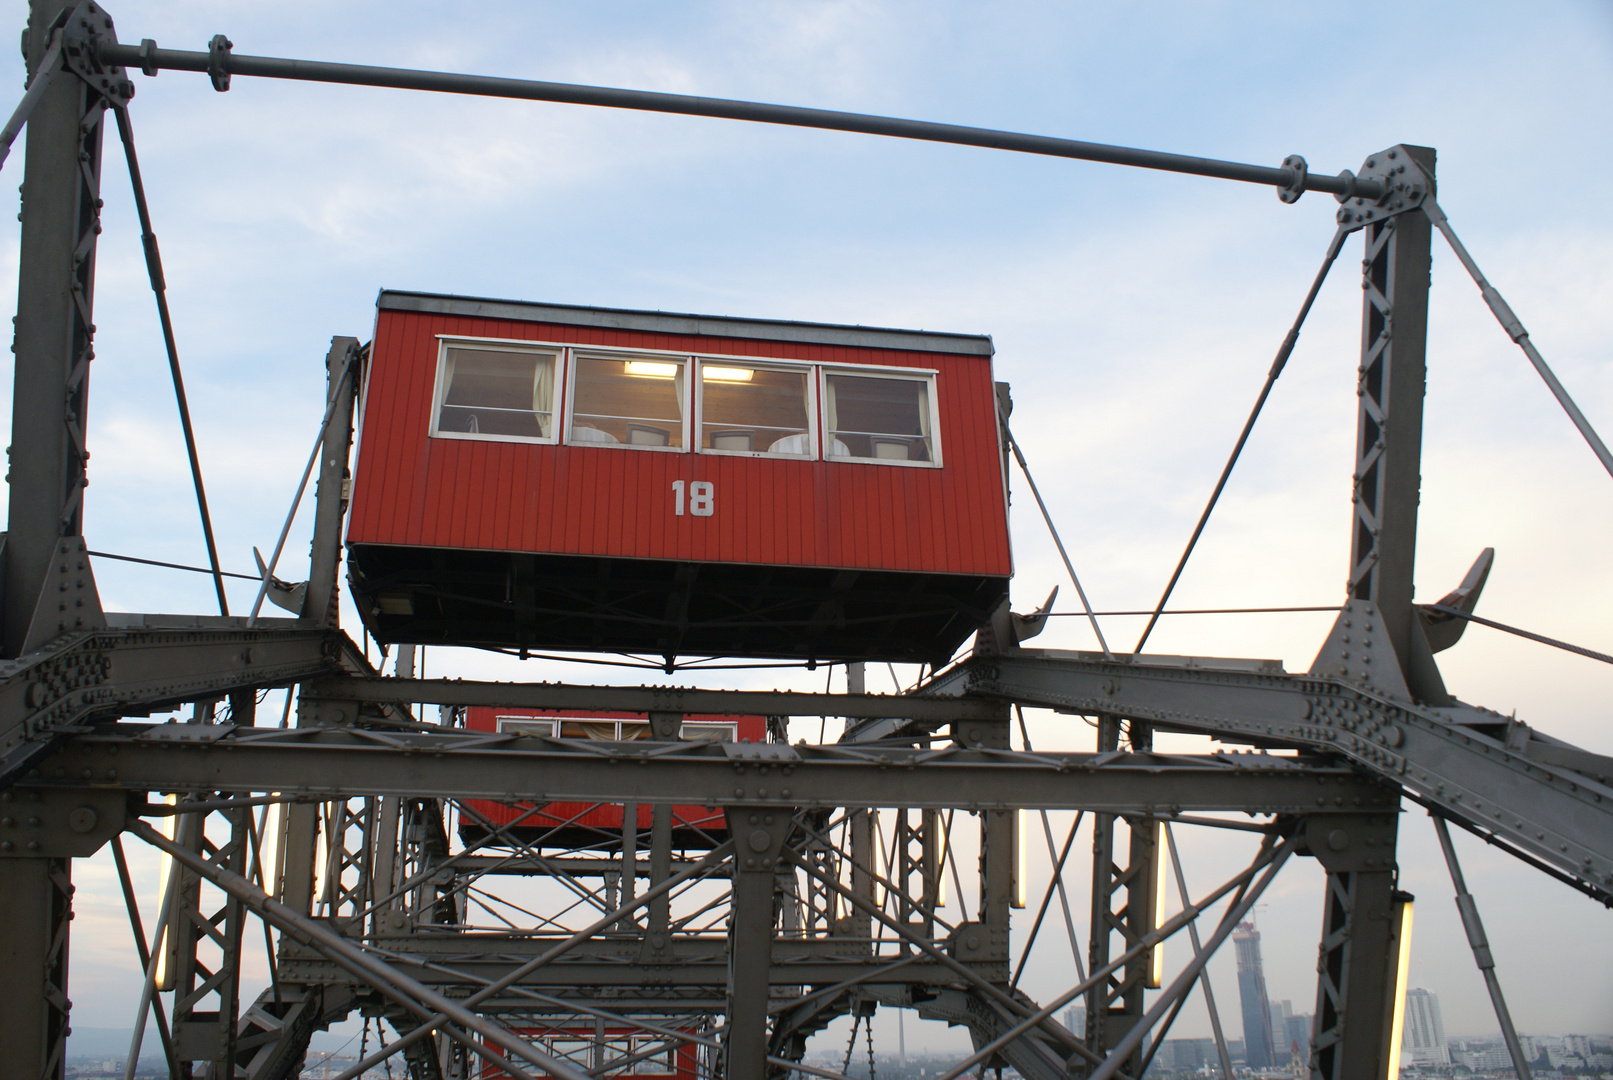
[98,39,1381,199]
[306,674,1008,720]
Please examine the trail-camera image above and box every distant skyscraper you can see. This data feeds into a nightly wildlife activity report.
[1063,1004,1087,1039]
[1233,922,1276,1069]
[1404,988,1450,1066]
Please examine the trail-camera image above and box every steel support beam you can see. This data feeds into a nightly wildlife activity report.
[4,0,123,659]
[0,856,72,1080]
[723,808,793,1080]
[935,652,1613,892]
[307,675,1008,722]
[302,338,359,625]
[37,730,1396,813]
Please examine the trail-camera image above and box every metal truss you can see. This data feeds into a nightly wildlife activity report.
[0,5,1604,1079]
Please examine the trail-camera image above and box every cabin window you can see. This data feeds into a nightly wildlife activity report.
[822,370,938,465]
[495,717,557,737]
[433,344,558,441]
[681,721,739,742]
[697,361,813,456]
[568,353,687,449]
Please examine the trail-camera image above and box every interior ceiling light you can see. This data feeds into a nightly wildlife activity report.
[624,360,680,378]
[702,366,755,382]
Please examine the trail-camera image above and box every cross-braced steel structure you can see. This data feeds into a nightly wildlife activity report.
[0,4,1608,1080]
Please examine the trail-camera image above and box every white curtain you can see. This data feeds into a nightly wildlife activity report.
[441,350,458,405]
[915,381,931,456]
[824,376,838,438]
[532,355,554,437]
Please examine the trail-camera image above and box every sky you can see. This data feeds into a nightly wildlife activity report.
[3,0,1610,1062]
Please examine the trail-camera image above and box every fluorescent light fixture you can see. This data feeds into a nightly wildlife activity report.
[702,365,754,382]
[153,793,178,990]
[1385,894,1415,1079]
[624,360,679,378]
[1148,820,1168,988]
[1012,809,1027,909]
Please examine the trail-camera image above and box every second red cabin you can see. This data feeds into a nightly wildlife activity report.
[346,291,1013,664]
[458,706,767,848]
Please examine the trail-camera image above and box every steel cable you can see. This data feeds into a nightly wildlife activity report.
[1133,223,1350,654]
[112,104,231,615]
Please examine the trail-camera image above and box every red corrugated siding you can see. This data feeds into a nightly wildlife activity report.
[348,311,1012,577]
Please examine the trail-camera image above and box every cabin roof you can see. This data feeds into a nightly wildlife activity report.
[377,290,995,357]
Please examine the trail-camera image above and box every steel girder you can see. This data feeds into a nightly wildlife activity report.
[23,727,1395,814]
[928,649,1613,895]
[0,620,341,783]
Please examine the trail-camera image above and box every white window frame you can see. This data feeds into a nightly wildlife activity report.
[564,346,692,453]
[694,356,818,460]
[817,364,943,468]
[428,335,564,446]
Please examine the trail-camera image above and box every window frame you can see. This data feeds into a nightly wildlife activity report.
[563,346,692,453]
[817,364,943,468]
[427,335,564,446]
[693,356,819,460]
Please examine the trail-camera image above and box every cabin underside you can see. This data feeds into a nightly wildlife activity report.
[347,544,1006,665]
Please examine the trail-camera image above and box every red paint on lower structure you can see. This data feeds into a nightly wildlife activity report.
[459,706,766,848]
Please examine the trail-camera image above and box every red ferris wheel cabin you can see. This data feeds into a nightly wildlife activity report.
[346,291,1013,664]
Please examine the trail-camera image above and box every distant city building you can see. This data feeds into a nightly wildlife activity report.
[1233,922,1276,1069]
[1404,987,1450,1066]
[1456,1047,1514,1071]
[1267,999,1312,1067]
[1283,1011,1312,1065]
[1062,1004,1086,1039]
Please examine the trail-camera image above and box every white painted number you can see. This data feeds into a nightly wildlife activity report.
[672,480,715,517]
[690,481,714,516]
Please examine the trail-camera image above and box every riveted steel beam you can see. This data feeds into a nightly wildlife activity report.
[33,729,1395,814]
[934,651,1613,894]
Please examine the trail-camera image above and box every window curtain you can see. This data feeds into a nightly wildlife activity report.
[673,363,685,420]
[531,355,554,437]
[824,376,838,438]
[915,381,931,444]
[441,350,458,405]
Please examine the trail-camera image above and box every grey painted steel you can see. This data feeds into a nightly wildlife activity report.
[1132,224,1349,654]
[1165,824,1234,1080]
[1086,845,1293,1080]
[1344,148,1444,704]
[1432,815,1532,1079]
[286,339,358,625]
[96,42,1382,201]
[724,808,792,1080]
[37,729,1395,812]
[4,1,116,659]
[381,290,995,357]
[127,817,591,1080]
[112,103,230,615]
[307,674,1009,721]
[0,623,339,782]
[933,650,1613,893]
[1423,197,1613,481]
[0,856,72,1080]
[0,26,61,170]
